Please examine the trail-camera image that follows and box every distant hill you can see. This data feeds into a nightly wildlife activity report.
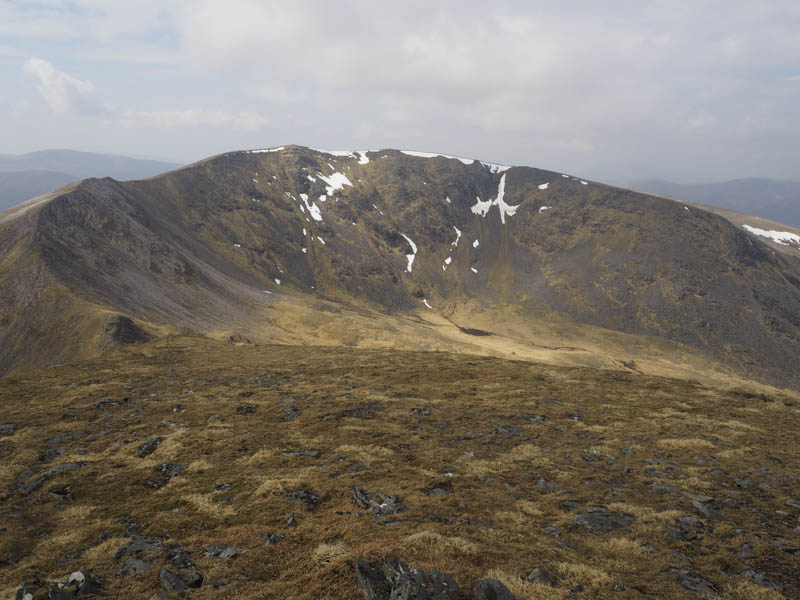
[0,149,181,211]
[630,178,800,228]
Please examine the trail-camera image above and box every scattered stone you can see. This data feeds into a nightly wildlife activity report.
[691,499,722,521]
[283,407,299,421]
[785,499,800,510]
[287,512,298,527]
[740,569,780,590]
[114,536,164,559]
[410,408,431,416]
[738,543,756,559]
[284,488,323,510]
[611,580,627,592]
[494,424,522,436]
[668,516,705,543]
[160,567,187,593]
[236,404,255,415]
[621,447,632,457]
[48,485,73,502]
[671,550,694,565]
[573,511,635,532]
[164,542,203,588]
[0,423,17,435]
[477,474,493,485]
[526,568,558,587]
[536,477,558,491]
[735,477,752,489]
[560,500,582,512]
[278,450,320,458]
[347,460,368,472]
[673,569,720,597]
[145,462,188,489]
[214,483,232,492]
[516,413,545,424]
[203,544,248,559]
[119,558,152,576]
[352,485,406,516]
[355,557,467,600]
[136,436,162,458]
[263,533,285,545]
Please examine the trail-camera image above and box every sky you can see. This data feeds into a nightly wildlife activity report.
[1,1,800,183]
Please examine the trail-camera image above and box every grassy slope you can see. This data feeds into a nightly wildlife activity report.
[1,337,798,599]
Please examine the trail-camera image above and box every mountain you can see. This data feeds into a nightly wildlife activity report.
[0,150,181,211]
[630,178,800,229]
[1,146,800,391]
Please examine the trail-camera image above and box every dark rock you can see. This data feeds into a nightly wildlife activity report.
[203,544,247,559]
[738,543,756,559]
[347,460,368,472]
[567,412,583,421]
[355,557,467,600]
[494,424,522,436]
[214,483,232,492]
[526,568,557,587]
[283,407,299,421]
[119,558,152,577]
[146,462,188,488]
[136,436,162,458]
[673,570,719,597]
[735,477,752,489]
[352,485,406,516]
[47,585,73,600]
[740,569,780,590]
[516,413,545,424]
[160,567,187,592]
[104,315,151,345]
[279,450,320,458]
[284,488,323,510]
[236,404,255,415]
[44,462,84,475]
[611,580,627,592]
[560,500,582,512]
[0,423,17,435]
[49,485,73,502]
[573,511,635,532]
[691,499,721,521]
[113,536,164,559]
[475,578,517,600]
[671,550,694,564]
[411,408,431,416]
[18,476,46,496]
[263,533,284,545]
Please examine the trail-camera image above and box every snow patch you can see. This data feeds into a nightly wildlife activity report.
[307,175,316,182]
[742,225,800,246]
[302,248,307,253]
[470,267,478,274]
[302,228,307,236]
[274,278,281,285]
[317,236,326,245]
[539,206,551,213]
[470,174,518,224]
[580,181,588,185]
[318,172,352,196]
[561,174,569,178]
[452,226,462,247]
[356,151,370,164]
[423,299,432,309]
[233,243,241,248]
[445,196,451,204]
[538,182,549,190]
[472,239,479,248]
[249,147,284,154]
[400,233,418,273]
[445,256,452,265]
[299,193,322,221]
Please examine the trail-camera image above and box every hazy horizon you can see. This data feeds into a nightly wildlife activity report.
[2,1,800,184]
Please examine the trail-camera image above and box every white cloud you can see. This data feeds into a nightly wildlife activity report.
[22,57,102,114]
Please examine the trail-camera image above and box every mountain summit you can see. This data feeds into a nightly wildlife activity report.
[1,145,799,389]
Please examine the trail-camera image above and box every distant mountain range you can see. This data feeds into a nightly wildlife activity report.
[630,178,800,229]
[0,149,181,211]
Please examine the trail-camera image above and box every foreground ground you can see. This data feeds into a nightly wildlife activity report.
[1,336,798,599]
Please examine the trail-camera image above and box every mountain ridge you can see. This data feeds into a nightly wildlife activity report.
[1,145,799,390]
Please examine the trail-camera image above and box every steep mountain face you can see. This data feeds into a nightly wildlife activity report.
[1,146,800,388]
